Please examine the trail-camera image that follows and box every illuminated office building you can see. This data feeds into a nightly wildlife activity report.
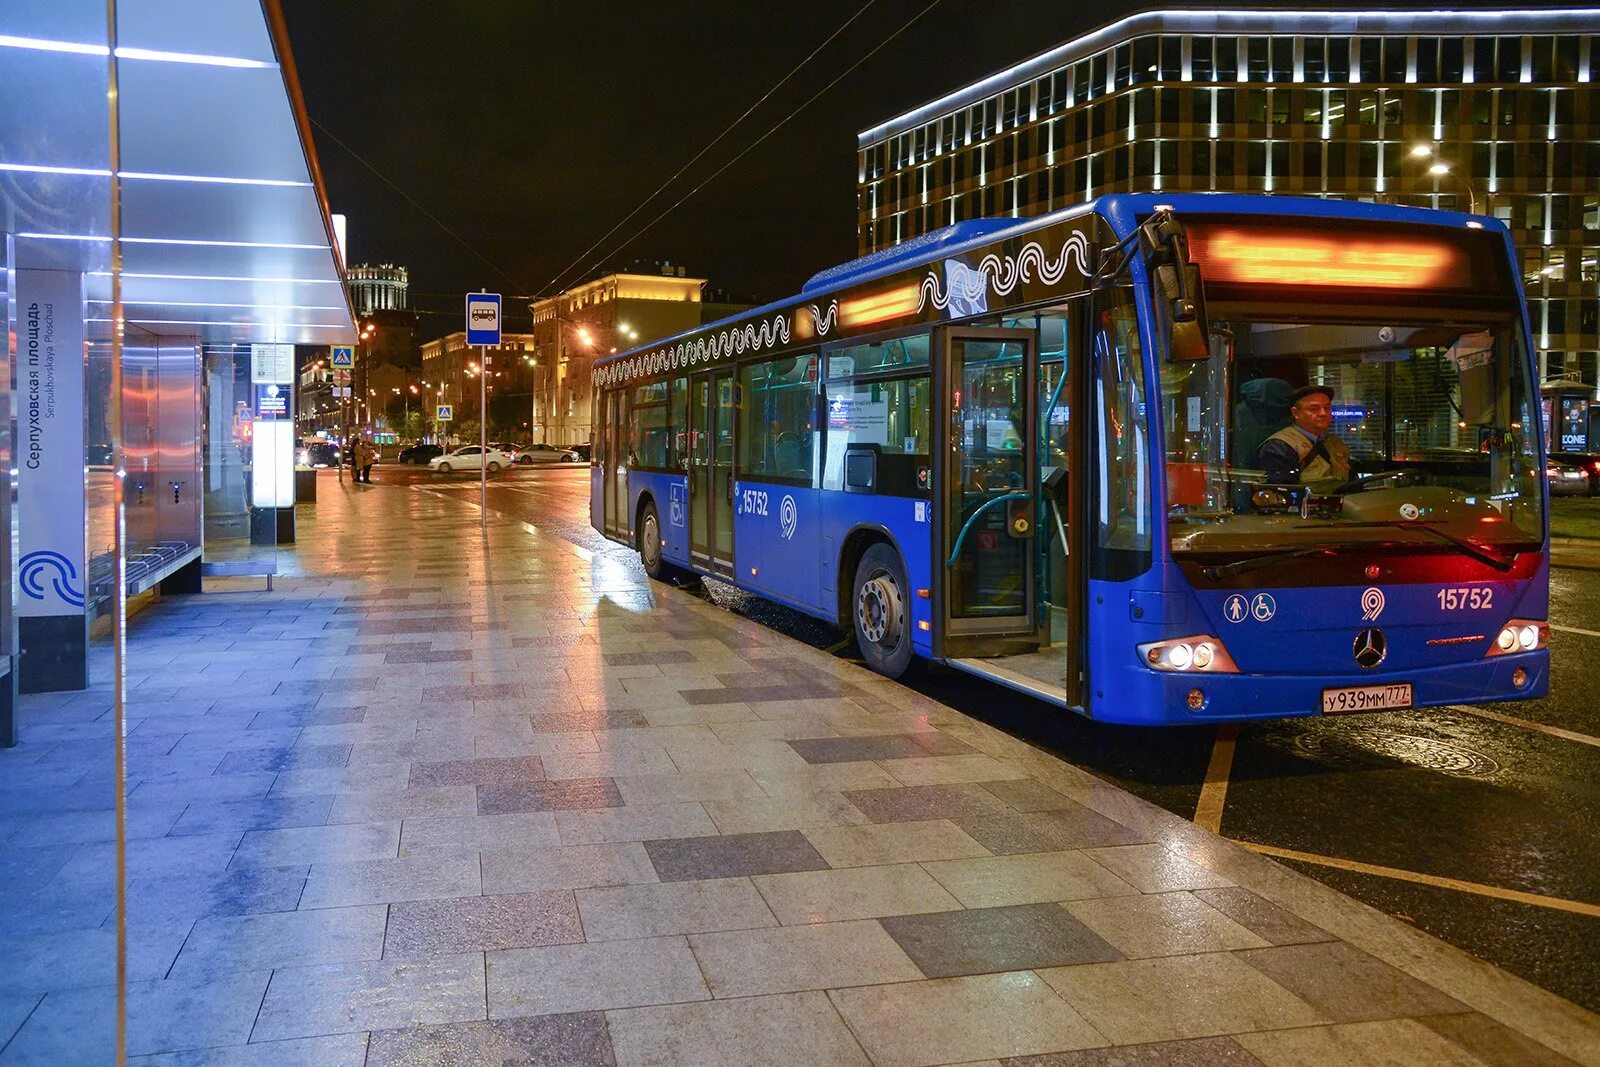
[857,10,1600,387]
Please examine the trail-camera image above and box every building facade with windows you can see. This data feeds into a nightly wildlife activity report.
[528,266,707,446]
[420,331,536,444]
[857,9,1600,389]
[347,263,409,314]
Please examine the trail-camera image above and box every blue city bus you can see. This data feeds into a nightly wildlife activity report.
[590,193,1549,725]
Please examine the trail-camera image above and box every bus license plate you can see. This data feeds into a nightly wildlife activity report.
[1322,683,1413,714]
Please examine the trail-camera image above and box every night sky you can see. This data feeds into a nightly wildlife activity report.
[279,1,1498,338]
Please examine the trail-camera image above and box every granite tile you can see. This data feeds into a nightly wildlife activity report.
[384,891,583,957]
[482,842,660,893]
[751,863,962,925]
[170,905,388,976]
[644,830,830,882]
[477,778,624,814]
[1232,1018,1484,1066]
[576,877,777,941]
[1079,845,1234,894]
[487,936,709,1017]
[955,806,1147,855]
[801,819,990,867]
[398,811,560,856]
[881,903,1122,977]
[1235,942,1469,1023]
[366,1012,614,1067]
[555,801,718,844]
[1002,1036,1265,1066]
[605,991,868,1067]
[253,953,487,1040]
[920,852,1140,908]
[1062,893,1270,959]
[690,919,922,996]
[1417,1012,1581,1067]
[1191,887,1336,947]
[408,755,544,788]
[298,853,481,908]
[1036,953,1329,1045]
[786,734,972,764]
[845,784,1015,824]
[829,972,1106,1066]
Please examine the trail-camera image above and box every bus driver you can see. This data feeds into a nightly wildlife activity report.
[1255,384,1353,485]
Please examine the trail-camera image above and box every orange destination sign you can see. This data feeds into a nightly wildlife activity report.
[1189,229,1462,289]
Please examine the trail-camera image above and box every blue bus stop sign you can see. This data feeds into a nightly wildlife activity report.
[465,293,502,346]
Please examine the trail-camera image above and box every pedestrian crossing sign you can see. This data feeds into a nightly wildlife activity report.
[436,404,453,421]
[330,346,354,368]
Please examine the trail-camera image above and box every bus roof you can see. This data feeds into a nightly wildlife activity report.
[592,193,1508,373]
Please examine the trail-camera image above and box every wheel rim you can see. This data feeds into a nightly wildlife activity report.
[857,570,900,649]
[642,514,660,569]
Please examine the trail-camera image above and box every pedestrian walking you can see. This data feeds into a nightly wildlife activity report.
[357,438,376,483]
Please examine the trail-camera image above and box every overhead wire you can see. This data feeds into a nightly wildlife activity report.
[310,118,527,293]
[537,0,885,297]
[565,0,947,285]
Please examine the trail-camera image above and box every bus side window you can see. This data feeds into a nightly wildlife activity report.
[822,375,932,496]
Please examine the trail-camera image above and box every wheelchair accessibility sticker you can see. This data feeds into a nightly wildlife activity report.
[1225,592,1276,623]
[668,483,686,527]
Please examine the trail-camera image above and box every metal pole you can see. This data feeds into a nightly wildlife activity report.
[479,340,487,531]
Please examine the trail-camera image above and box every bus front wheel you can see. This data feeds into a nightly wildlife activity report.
[853,543,913,678]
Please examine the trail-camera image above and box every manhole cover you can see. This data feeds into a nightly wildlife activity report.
[1289,727,1501,778]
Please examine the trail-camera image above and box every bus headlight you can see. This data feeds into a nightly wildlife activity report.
[1486,619,1548,657]
[1138,635,1239,673]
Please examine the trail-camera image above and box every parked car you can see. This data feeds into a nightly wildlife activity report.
[299,442,343,468]
[1546,457,1592,497]
[513,443,581,465]
[1547,451,1600,496]
[428,445,514,473]
[562,443,593,462]
[397,443,444,465]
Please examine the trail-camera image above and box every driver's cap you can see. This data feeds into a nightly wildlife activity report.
[1289,384,1334,407]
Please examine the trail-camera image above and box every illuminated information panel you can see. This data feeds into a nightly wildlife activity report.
[1184,217,1511,308]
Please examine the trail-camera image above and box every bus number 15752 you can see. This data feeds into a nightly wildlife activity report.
[1437,587,1493,611]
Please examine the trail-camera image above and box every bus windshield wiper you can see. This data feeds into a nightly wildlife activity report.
[1376,520,1517,572]
[1201,544,1342,581]
[1321,520,1517,572]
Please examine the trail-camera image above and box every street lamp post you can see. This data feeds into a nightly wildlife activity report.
[1407,144,1480,215]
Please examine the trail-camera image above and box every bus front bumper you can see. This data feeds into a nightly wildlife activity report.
[1092,650,1548,726]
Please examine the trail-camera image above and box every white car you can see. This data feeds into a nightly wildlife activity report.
[513,443,581,465]
[428,445,514,473]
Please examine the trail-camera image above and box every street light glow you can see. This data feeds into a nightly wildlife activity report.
[1409,144,1434,158]
[1428,162,1451,176]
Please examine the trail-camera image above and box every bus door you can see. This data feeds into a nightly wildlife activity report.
[934,327,1040,654]
[689,369,736,575]
[603,390,626,537]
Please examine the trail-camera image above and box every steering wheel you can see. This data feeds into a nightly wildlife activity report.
[1340,468,1429,493]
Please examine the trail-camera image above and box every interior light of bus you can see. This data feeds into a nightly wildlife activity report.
[1465,220,1485,229]
[1191,231,1458,288]
[839,284,921,328]
[1486,619,1548,657]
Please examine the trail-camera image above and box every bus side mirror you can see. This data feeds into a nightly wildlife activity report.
[1160,262,1210,361]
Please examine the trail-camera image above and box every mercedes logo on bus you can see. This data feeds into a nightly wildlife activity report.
[1353,628,1388,669]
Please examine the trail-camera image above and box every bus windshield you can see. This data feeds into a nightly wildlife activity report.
[1160,314,1545,561]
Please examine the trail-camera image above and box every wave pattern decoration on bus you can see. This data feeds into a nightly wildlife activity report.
[917,233,1093,316]
[593,232,1091,388]
[595,313,792,387]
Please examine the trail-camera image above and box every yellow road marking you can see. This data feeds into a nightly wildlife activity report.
[1233,840,1600,919]
[1193,724,1238,834]
[1452,705,1600,749]
[1550,622,1600,638]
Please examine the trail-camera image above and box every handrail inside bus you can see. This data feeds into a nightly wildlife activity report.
[947,491,1031,567]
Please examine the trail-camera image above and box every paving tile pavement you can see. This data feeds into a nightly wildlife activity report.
[1,476,1596,1063]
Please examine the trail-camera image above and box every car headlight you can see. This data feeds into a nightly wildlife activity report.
[1486,619,1548,657]
[1137,635,1239,673]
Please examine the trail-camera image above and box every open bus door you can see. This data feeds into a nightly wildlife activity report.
[934,327,1040,656]
[935,320,1084,708]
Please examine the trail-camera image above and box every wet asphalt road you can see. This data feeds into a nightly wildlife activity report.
[386,463,1600,1013]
